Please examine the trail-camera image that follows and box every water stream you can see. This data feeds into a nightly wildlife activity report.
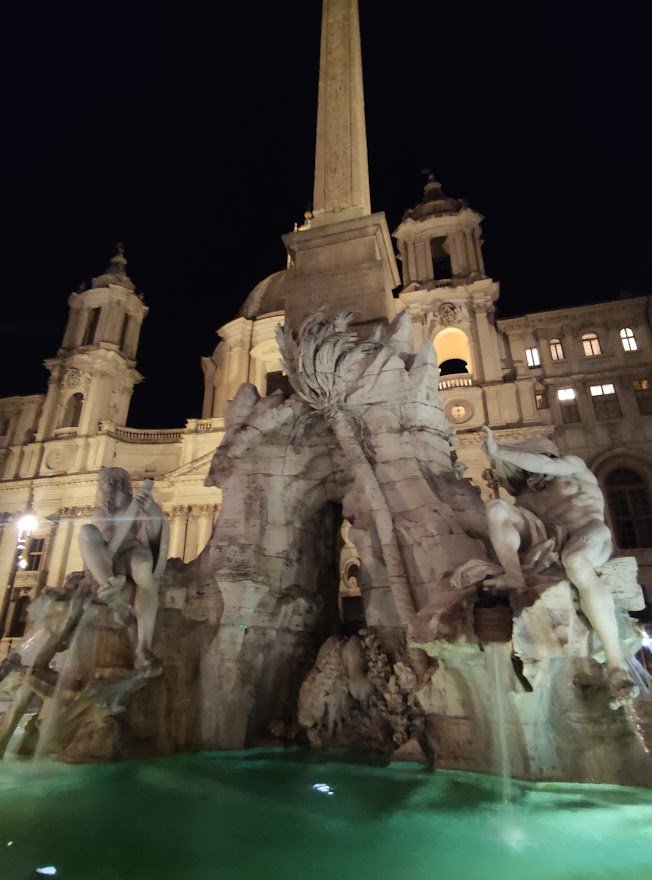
[33,610,91,761]
[486,641,513,804]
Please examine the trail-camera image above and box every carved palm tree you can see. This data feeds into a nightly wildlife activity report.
[276,310,416,627]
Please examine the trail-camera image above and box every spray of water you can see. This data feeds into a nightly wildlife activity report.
[486,642,513,804]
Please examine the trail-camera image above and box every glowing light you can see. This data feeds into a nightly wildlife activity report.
[641,630,652,649]
[17,512,37,535]
[18,558,28,570]
[312,783,334,796]
[36,868,57,876]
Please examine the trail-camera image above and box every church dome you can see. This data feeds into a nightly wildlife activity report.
[402,175,464,222]
[237,270,289,319]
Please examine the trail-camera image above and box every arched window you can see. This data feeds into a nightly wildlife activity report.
[582,332,602,357]
[605,468,652,548]
[61,393,83,429]
[549,338,565,361]
[620,327,638,352]
[434,327,473,377]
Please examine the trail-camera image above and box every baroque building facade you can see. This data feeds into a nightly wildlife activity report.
[1,5,651,658]
[1,183,650,658]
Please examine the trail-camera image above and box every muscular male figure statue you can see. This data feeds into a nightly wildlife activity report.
[79,468,164,669]
[482,427,637,705]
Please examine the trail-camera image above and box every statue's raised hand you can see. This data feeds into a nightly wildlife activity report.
[481,425,498,461]
[134,486,155,515]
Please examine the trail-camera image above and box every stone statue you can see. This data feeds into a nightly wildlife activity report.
[481,426,637,704]
[79,468,167,669]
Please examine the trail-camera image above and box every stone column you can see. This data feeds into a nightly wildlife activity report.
[473,228,485,274]
[451,232,468,277]
[49,515,74,587]
[184,508,200,562]
[168,506,189,560]
[196,505,215,556]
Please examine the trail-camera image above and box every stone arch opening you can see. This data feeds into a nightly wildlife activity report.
[61,392,83,428]
[434,327,473,377]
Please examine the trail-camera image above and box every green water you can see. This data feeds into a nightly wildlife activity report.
[0,749,651,880]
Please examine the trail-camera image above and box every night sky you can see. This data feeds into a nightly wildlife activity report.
[1,1,651,428]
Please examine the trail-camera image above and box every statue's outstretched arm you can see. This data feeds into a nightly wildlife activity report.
[494,449,581,477]
[482,427,582,478]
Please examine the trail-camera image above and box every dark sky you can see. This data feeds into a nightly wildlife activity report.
[1,1,651,427]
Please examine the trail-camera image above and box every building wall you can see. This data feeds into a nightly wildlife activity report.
[1,242,651,657]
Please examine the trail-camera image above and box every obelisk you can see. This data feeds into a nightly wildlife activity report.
[283,0,399,332]
[312,0,370,223]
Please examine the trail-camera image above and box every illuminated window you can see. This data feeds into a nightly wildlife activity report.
[525,347,541,368]
[605,469,652,548]
[535,391,549,410]
[633,378,652,415]
[557,387,580,423]
[549,338,565,361]
[82,307,101,346]
[582,332,601,357]
[590,383,621,419]
[620,328,638,352]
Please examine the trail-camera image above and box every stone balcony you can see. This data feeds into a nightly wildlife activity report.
[438,373,474,391]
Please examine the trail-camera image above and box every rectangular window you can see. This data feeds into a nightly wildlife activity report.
[26,537,45,572]
[82,307,101,346]
[557,387,580,423]
[590,383,621,420]
[525,347,541,368]
[633,378,652,415]
[535,391,549,410]
[430,237,452,281]
[7,595,30,639]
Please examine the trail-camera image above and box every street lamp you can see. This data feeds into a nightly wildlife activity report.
[0,505,38,643]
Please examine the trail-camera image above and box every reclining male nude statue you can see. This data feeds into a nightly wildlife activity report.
[79,467,166,670]
[482,426,637,706]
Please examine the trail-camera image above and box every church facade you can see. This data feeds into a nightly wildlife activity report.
[0,0,651,656]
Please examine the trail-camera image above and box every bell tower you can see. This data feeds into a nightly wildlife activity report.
[36,246,148,440]
[394,174,486,287]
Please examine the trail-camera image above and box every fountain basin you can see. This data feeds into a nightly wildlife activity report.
[1,749,651,880]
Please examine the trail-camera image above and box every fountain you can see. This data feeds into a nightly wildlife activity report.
[1,308,648,788]
[1,1,651,875]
